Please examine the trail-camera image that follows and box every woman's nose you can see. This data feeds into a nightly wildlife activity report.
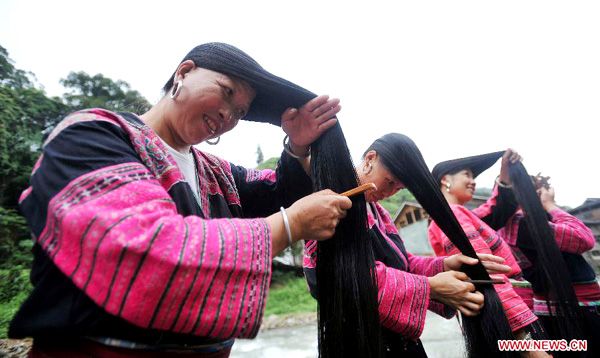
[219,106,234,123]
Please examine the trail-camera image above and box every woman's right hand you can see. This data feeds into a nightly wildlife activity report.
[499,148,522,184]
[428,271,484,316]
[287,189,352,241]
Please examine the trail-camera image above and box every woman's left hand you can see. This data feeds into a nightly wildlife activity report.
[281,94,341,154]
[444,253,511,275]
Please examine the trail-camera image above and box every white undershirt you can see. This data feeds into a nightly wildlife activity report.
[159,138,200,198]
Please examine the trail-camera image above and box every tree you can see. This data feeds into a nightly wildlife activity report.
[257,157,278,170]
[61,71,151,113]
[379,189,417,216]
[256,144,264,165]
[0,47,67,208]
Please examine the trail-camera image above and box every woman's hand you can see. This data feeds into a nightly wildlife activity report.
[538,186,559,213]
[444,253,511,275]
[268,189,351,256]
[499,148,522,184]
[428,271,484,316]
[286,189,351,241]
[281,94,341,155]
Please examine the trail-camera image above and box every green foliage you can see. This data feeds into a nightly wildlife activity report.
[264,271,316,316]
[61,71,151,113]
[0,49,67,208]
[0,268,31,303]
[379,189,417,216]
[0,46,153,337]
[256,157,279,170]
[0,266,31,338]
[0,208,32,269]
[0,283,30,338]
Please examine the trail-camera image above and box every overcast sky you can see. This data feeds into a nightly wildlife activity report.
[1,0,599,208]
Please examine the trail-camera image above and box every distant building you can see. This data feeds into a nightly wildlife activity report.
[569,198,600,273]
[392,194,491,256]
[392,202,432,255]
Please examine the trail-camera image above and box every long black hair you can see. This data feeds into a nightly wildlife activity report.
[509,162,584,342]
[368,134,519,358]
[311,123,382,358]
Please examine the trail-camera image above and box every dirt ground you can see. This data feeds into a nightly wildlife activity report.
[0,339,31,358]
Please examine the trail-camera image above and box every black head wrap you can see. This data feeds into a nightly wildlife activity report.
[164,42,315,126]
[431,151,505,183]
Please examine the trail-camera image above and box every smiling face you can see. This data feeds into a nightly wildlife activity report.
[167,62,256,146]
[442,169,476,205]
[359,151,405,203]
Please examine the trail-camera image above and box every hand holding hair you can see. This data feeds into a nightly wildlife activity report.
[499,148,522,184]
[268,189,351,256]
[538,186,559,213]
[443,253,511,275]
[286,189,351,241]
[428,270,485,316]
[281,94,341,152]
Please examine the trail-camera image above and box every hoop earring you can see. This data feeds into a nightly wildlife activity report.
[206,136,220,145]
[170,80,182,99]
[445,182,451,193]
[363,162,372,175]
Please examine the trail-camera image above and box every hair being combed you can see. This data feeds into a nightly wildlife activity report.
[311,123,382,358]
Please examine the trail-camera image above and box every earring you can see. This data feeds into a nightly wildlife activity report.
[170,80,182,99]
[445,182,451,193]
[363,162,372,174]
[206,136,220,145]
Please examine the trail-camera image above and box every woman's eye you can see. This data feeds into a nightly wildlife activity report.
[221,85,233,96]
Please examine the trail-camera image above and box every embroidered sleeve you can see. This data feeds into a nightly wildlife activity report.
[546,210,593,254]
[20,115,272,339]
[406,252,445,277]
[302,240,452,338]
[472,185,518,231]
[231,151,313,218]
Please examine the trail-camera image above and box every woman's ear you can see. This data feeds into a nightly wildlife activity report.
[364,150,377,163]
[176,60,196,80]
[441,174,452,188]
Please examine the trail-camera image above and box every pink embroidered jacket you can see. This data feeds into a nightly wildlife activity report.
[11,109,305,343]
[429,203,538,332]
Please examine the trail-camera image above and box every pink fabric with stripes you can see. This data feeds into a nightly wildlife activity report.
[34,110,273,339]
[500,209,595,254]
[429,204,538,332]
[37,162,272,338]
[304,202,451,340]
[500,208,600,304]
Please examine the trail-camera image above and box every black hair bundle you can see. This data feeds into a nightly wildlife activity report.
[509,162,584,343]
[311,123,382,358]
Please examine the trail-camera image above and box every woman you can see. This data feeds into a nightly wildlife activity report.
[499,178,600,356]
[428,150,550,356]
[10,42,352,357]
[303,133,513,357]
